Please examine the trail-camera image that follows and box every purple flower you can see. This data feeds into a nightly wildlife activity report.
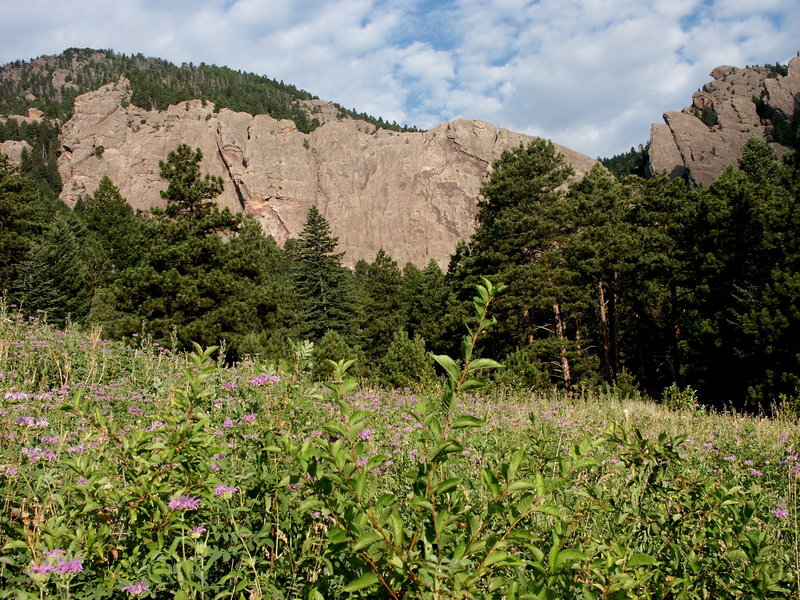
[122,581,150,595]
[223,417,235,429]
[358,429,373,441]
[55,558,83,574]
[772,504,789,518]
[242,413,257,423]
[30,563,54,575]
[214,485,238,498]
[168,495,201,510]
[191,525,207,535]
[250,374,279,386]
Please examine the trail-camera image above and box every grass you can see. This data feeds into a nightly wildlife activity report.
[0,307,798,598]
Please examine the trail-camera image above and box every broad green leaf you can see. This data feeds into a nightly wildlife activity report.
[484,550,510,566]
[483,469,501,499]
[467,358,503,371]
[628,553,658,567]
[435,477,462,495]
[451,415,486,429]
[342,572,379,592]
[555,549,588,568]
[432,354,462,382]
[533,504,563,519]
[508,480,538,493]
[354,532,384,551]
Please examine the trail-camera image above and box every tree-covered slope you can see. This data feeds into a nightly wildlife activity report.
[0,47,419,133]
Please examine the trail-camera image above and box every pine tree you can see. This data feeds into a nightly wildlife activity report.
[355,249,406,357]
[455,139,581,392]
[290,205,359,343]
[15,211,91,324]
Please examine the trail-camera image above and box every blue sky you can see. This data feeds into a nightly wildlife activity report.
[2,0,798,157]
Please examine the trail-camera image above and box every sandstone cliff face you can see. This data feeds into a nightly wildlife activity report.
[648,53,800,188]
[56,78,597,267]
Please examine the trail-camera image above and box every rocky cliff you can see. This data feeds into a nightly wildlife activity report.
[55,77,597,267]
[648,52,800,187]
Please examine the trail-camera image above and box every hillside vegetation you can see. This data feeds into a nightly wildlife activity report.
[0,47,419,133]
[0,288,797,597]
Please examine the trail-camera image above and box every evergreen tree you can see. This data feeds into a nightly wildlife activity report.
[681,143,799,410]
[75,176,142,286]
[98,146,291,359]
[289,205,359,343]
[455,139,582,393]
[14,211,91,324]
[405,259,458,355]
[355,249,406,357]
[0,156,52,294]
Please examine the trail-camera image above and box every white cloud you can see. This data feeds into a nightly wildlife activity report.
[1,0,798,157]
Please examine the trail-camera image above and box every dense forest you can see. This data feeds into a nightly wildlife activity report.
[2,110,800,413]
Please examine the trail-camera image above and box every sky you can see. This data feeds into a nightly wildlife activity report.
[2,0,799,158]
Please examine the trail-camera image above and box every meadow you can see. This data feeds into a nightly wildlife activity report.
[0,299,798,599]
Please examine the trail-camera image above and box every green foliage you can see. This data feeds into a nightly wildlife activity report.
[355,249,407,357]
[0,47,419,135]
[13,211,92,325]
[378,330,436,389]
[96,147,296,360]
[697,105,720,128]
[599,143,649,179]
[0,308,797,598]
[290,206,360,344]
[0,156,55,293]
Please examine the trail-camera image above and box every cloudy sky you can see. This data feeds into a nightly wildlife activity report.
[2,0,798,157]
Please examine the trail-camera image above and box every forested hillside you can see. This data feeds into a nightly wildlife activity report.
[3,120,800,412]
[0,47,418,132]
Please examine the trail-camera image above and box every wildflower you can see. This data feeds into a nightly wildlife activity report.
[772,504,789,518]
[250,374,279,386]
[242,413,257,422]
[30,563,54,575]
[55,557,83,574]
[749,469,764,477]
[722,455,736,462]
[168,495,201,510]
[358,429,374,441]
[76,478,88,486]
[191,525,207,535]
[223,417,235,429]
[128,406,143,416]
[122,581,150,595]
[214,485,238,498]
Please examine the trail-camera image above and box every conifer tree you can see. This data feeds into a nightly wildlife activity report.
[15,211,91,324]
[290,205,359,343]
[455,139,581,392]
[355,249,406,357]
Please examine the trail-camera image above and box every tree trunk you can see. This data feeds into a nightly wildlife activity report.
[553,302,573,398]
[598,278,612,381]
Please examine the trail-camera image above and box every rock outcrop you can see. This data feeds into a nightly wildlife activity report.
[56,77,597,267]
[647,52,800,188]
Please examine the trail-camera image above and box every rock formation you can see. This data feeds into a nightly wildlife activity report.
[648,52,800,188]
[56,77,598,267]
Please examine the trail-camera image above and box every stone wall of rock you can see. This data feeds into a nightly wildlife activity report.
[647,52,800,188]
[56,77,597,266]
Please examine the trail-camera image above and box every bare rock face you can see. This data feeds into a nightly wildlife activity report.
[648,52,800,187]
[58,77,597,266]
[0,139,32,164]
